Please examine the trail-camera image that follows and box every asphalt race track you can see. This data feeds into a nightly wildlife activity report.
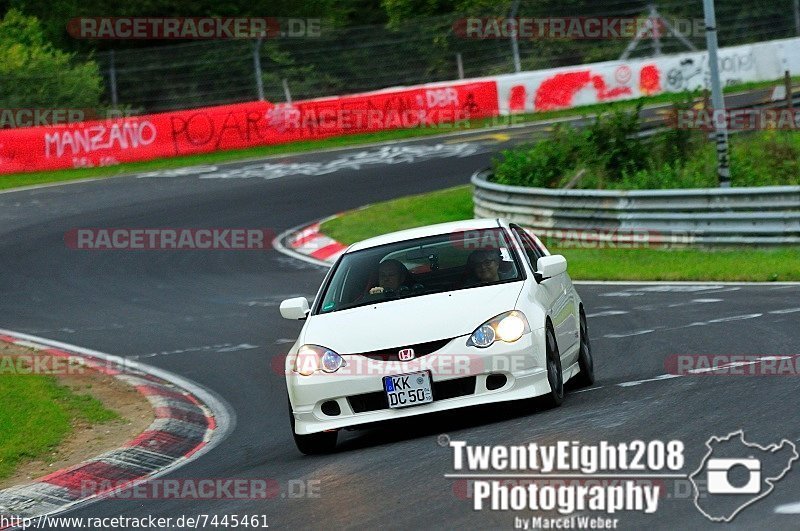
[2,130,800,529]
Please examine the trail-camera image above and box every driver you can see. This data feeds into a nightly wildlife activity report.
[465,249,502,285]
[369,259,411,295]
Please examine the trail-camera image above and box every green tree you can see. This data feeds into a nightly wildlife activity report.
[0,9,103,108]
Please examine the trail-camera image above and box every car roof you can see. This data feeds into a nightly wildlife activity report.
[346,218,507,252]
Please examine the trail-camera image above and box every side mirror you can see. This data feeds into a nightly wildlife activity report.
[280,297,310,320]
[534,255,567,282]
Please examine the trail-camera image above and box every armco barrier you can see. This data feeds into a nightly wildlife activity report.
[472,170,800,246]
[0,80,498,175]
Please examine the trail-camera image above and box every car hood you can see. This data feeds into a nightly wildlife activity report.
[302,281,525,354]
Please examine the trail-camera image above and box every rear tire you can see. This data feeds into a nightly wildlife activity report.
[289,399,337,455]
[572,307,595,388]
[540,324,564,408]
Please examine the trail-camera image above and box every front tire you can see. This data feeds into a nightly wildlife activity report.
[288,399,337,455]
[540,323,564,408]
[572,307,595,388]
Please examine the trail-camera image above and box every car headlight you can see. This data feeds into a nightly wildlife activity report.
[467,311,530,348]
[294,345,345,375]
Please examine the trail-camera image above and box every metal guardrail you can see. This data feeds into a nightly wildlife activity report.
[472,170,800,245]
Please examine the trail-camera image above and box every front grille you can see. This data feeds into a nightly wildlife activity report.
[347,376,477,414]
[352,338,452,362]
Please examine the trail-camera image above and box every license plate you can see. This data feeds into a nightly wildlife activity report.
[383,371,433,409]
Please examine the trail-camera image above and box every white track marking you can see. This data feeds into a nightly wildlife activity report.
[573,386,605,394]
[632,285,725,292]
[603,329,655,338]
[670,313,765,330]
[587,310,628,318]
[686,355,794,375]
[601,312,769,338]
[215,343,259,353]
[597,355,797,391]
[707,313,763,323]
[599,286,744,298]
[617,374,683,387]
[687,287,742,294]
[133,343,258,359]
[656,298,725,309]
[775,501,800,513]
[688,360,762,374]
[631,298,724,311]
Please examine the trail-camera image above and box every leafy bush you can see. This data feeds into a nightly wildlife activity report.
[0,10,103,109]
[493,125,583,188]
[492,104,650,188]
[729,130,800,187]
[583,103,648,179]
[491,102,800,190]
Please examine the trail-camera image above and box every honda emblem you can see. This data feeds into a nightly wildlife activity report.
[398,348,415,361]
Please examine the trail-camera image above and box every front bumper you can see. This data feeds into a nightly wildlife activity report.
[287,329,550,435]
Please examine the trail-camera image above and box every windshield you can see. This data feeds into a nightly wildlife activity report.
[315,228,524,314]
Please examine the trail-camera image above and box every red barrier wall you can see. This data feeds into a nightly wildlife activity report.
[0,81,497,174]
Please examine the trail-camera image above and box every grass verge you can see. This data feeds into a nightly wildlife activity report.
[0,362,118,479]
[319,185,800,281]
[3,77,795,192]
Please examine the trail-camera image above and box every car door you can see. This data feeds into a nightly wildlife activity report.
[510,226,578,362]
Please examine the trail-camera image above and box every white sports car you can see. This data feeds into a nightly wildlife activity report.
[280,218,594,454]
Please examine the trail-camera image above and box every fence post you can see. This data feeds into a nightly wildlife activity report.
[649,4,662,56]
[787,70,793,110]
[253,37,265,101]
[703,0,731,188]
[456,53,464,80]
[795,0,800,36]
[282,79,293,104]
[109,49,118,109]
[509,0,521,72]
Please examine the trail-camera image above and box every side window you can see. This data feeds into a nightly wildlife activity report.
[512,227,544,270]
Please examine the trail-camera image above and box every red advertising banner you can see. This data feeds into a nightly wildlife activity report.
[0,81,498,175]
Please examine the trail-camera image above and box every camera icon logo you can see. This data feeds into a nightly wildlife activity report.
[706,458,761,495]
[690,431,798,522]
